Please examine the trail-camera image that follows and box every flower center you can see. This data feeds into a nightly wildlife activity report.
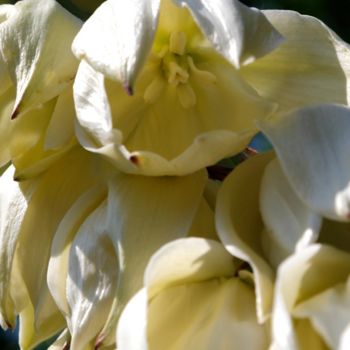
[143,31,216,109]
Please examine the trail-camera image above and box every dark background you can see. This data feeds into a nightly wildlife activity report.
[1,0,349,349]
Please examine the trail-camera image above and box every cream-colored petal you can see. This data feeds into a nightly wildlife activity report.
[187,197,217,240]
[0,61,14,166]
[293,276,350,350]
[47,184,107,318]
[14,146,106,333]
[48,329,70,350]
[0,0,81,116]
[67,201,118,350]
[96,170,206,347]
[271,244,350,350]
[175,0,283,67]
[260,158,322,268]
[117,289,148,350]
[73,60,115,147]
[18,294,64,350]
[72,0,160,89]
[145,237,237,299]
[216,152,275,322]
[241,10,350,114]
[44,85,76,150]
[260,104,350,221]
[146,278,268,350]
[9,97,76,180]
[0,166,34,329]
[74,60,265,176]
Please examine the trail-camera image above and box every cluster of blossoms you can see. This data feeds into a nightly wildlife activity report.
[1,0,350,349]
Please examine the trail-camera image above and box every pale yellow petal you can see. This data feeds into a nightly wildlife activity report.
[0,166,35,329]
[0,0,81,116]
[260,158,322,268]
[216,152,275,322]
[144,238,237,299]
[47,184,107,317]
[260,104,350,221]
[96,170,206,347]
[241,10,350,114]
[67,201,118,350]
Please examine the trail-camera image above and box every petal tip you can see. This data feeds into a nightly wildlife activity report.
[124,83,134,96]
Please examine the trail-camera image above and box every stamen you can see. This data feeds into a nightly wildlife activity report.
[187,57,217,84]
[169,32,187,55]
[177,83,196,108]
[167,60,189,85]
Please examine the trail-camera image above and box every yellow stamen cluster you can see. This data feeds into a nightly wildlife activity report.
[144,31,216,109]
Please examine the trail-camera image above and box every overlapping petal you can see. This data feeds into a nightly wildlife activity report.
[0,0,81,117]
[260,104,350,221]
[175,0,283,67]
[0,166,35,329]
[241,11,350,114]
[96,170,206,347]
[271,244,350,350]
[118,238,269,350]
[73,0,278,176]
[72,0,160,89]
[260,158,322,267]
[216,152,275,322]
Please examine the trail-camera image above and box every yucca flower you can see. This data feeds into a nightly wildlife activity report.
[271,244,350,350]
[72,0,350,177]
[117,237,269,350]
[72,0,284,176]
[0,0,82,179]
[216,104,350,325]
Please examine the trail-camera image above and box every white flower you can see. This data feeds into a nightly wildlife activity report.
[117,237,269,350]
[72,0,283,176]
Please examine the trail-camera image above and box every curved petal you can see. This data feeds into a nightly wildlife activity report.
[117,289,148,350]
[260,104,350,221]
[95,170,206,347]
[187,197,217,240]
[146,278,268,350]
[67,201,118,350]
[293,276,350,350]
[0,166,34,329]
[241,10,350,114]
[74,60,274,176]
[271,244,350,350]
[260,158,322,268]
[118,238,268,350]
[72,0,161,90]
[0,0,81,116]
[47,184,107,318]
[14,146,107,333]
[144,237,237,298]
[216,152,275,322]
[174,0,283,67]
[44,85,76,151]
